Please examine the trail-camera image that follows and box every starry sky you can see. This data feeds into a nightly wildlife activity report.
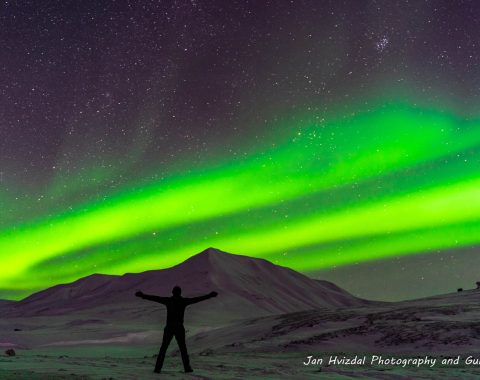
[1,0,480,301]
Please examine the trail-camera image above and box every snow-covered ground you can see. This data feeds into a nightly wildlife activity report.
[2,250,480,379]
[3,348,480,379]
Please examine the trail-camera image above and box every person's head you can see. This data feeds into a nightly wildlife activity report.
[172,286,182,297]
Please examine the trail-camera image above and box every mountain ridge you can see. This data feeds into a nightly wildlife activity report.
[1,248,372,319]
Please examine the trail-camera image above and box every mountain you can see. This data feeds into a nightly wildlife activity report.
[5,248,476,355]
[1,248,371,321]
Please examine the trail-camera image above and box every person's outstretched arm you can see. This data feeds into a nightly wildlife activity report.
[135,290,169,304]
[186,291,218,305]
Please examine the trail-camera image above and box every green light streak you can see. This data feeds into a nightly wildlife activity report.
[2,101,480,299]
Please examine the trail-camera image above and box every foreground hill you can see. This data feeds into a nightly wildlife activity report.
[187,287,480,355]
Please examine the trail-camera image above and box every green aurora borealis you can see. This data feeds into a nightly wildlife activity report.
[2,101,480,299]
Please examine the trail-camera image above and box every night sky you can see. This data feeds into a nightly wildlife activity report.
[2,0,480,301]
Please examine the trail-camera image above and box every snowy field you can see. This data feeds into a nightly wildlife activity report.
[3,348,480,380]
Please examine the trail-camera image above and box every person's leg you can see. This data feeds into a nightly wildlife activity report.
[174,326,192,372]
[155,327,174,373]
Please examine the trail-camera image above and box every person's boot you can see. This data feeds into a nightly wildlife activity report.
[182,353,193,372]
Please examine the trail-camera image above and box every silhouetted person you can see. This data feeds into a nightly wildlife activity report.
[135,286,218,373]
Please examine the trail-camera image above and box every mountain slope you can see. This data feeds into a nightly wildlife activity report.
[188,288,480,355]
[1,248,372,320]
